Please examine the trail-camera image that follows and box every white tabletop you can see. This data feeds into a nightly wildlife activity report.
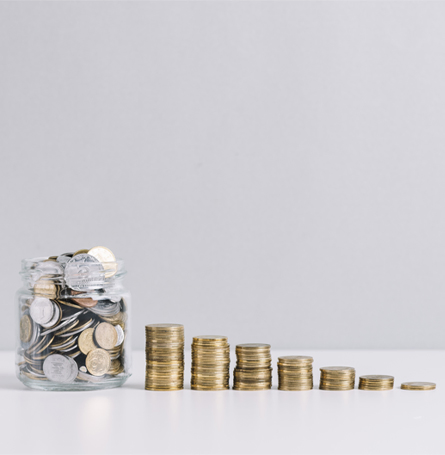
[0,350,442,455]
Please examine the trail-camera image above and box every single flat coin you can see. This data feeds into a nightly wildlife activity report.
[78,328,97,355]
[86,348,111,376]
[43,354,78,383]
[95,322,118,349]
[236,343,270,349]
[278,356,313,363]
[320,366,355,372]
[30,297,55,325]
[145,323,184,329]
[64,254,105,291]
[20,315,32,343]
[360,375,394,381]
[88,246,117,278]
[401,382,436,390]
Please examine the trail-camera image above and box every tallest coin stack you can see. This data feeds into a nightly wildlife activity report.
[145,324,184,391]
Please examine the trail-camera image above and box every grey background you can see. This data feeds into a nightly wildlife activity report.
[1,1,444,351]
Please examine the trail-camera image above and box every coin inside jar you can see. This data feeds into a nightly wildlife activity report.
[33,279,58,299]
[30,297,54,325]
[43,354,78,383]
[88,246,117,278]
[86,348,111,376]
[78,327,97,354]
[95,322,118,349]
[20,314,32,343]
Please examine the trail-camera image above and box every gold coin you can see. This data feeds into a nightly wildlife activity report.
[401,382,436,391]
[33,278,58,298]
[73,249,90,256]
[278,356,313,364]
[79,328,97,355]
[320,366,355,373]
[20,315,32,343]
[236,343,270,350]
[86,348,111,376]
[88,246,117,278]
[95,322,118,349]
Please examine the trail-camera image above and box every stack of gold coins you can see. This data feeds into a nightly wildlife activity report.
[191,335,230,390]
[278,356,313,391]
[319,366,355,390]
[233,343,272,390]
[401,382,436,391]
[359,375,394,391]
[145,323,184,391]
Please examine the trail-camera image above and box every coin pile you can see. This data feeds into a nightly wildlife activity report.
[145,324,184,391]
[233,344,272,390]
[401,382,436,391]
[18,247,127,385]
[358,375,394,391]
[278,356,313,391]
[319,366,355,390]
[191,335,230,390]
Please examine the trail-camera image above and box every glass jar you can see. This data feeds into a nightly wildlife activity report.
[16,249,131,391]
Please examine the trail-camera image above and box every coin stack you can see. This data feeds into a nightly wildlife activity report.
[145,324,184,391]
[191,335,230,390]
[233,344,272,390]
[401,382,436,391]
[358,375,394,391]
[319,366,356,390]
[18,247,128,386]
[278,356,313,391]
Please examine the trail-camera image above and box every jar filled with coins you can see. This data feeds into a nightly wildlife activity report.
[16,247,131,391]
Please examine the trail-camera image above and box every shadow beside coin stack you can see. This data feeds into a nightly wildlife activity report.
[191,336,230,390]
[145,324,184,391]
[233,344,272,390]
[278,356,313,391]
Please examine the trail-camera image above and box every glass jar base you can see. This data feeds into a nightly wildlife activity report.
[17,373,131,391]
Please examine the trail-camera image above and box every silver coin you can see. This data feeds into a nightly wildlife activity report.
[56,254,72,265]
[50,336,79,350]
[30,297,54,325]
[40,314,75,335]
[40,301,61,329]
[59,318,95,337]
[77,371,105,383]
[61,309,85,321]
[89,299,120,316]
[64,254,105,291]
[43,354,78,383]
[114,324,125,346]
[57,344,78,353]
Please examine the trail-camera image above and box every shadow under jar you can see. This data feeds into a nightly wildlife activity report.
[16,249,131,391]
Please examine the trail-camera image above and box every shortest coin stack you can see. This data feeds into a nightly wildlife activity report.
[320,366,355,390]
[233,344,272,391]
[359,375,394,391]
[278,356,313,391]
[401,382,436,391]
[191,335,230,390]
[145,324,184,391]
